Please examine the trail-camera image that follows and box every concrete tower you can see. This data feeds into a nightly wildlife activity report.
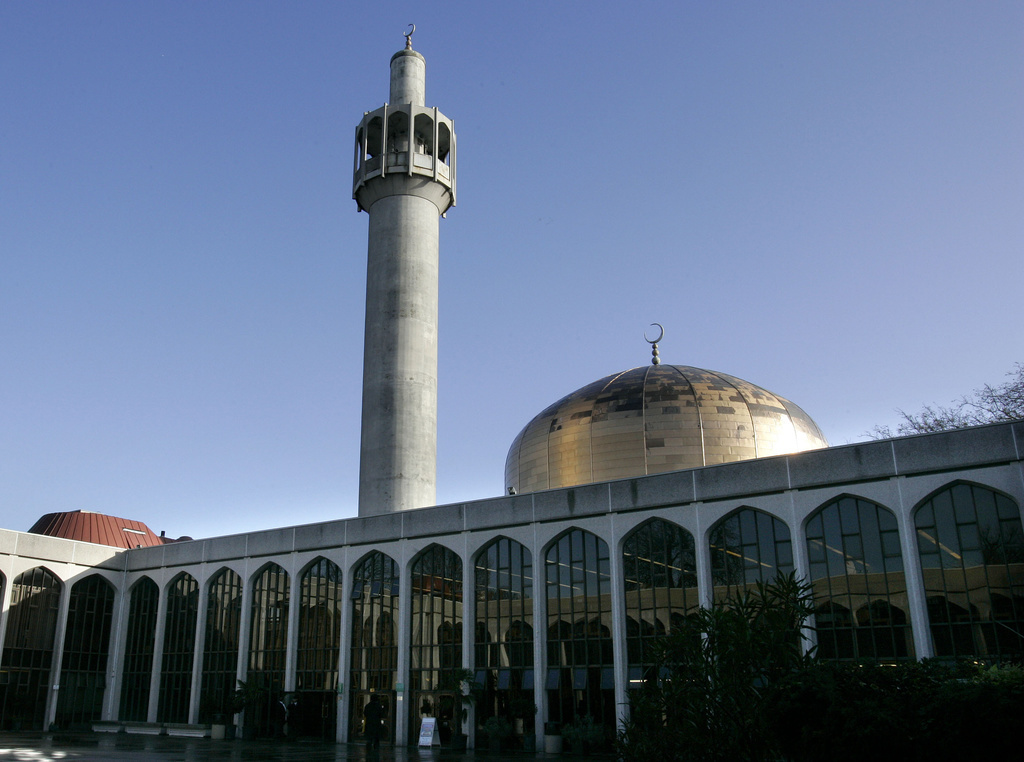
[353,30,456,516]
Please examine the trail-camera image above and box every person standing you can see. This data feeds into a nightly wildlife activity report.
[363,695,384,749]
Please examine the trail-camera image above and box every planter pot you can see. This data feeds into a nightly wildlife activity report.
[210,724,226,740]
[544,734,562,754]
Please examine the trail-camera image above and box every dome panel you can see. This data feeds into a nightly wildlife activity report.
[505,364,828,494]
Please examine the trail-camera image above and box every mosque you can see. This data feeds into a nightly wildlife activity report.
[1,34,1022,750]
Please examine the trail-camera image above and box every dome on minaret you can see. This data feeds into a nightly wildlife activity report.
[505,364,828,495]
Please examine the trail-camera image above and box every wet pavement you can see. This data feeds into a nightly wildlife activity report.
[0,733,596,762]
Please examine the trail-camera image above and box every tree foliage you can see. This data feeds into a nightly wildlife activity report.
[616,573,815,762]
[870,363,1024,438]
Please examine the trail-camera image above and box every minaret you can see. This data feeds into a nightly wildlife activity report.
[353,28,456,516]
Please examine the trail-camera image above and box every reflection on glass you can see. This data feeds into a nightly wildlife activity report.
[408,545,462,743]
[806,497,914,661]
[55,575,114,728]
[710,508,793,606]
[916,483,1024,661]
[546,529,614,737]
[475,537,533,734]
[158,573,199,723]
[246,564,289,735]
[120,578,158,722]
[623,519,697,684]
[349,552,399,743]
[200,569,242,722]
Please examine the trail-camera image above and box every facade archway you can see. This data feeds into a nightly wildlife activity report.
[544,528,613,745]
[295,557,342,740]
[349,551,399,745]
[158,572,199,723]
[119,577,158,721]
[407,544,462,744]
[805,495,914,660]
[710,507,793,605]
[0,567,62,730]
[246,563,289,736]
[199,568,242,723]
[915,482,1024,660]
[474,536,534,743]
[622,518,697,686]
[55,574,115,729]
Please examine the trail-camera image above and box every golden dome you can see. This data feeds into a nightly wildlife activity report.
[505,364,828,494]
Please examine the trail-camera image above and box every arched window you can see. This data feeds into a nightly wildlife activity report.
[408,544,462,743]
[294,557,342,740]
[297,558,342,691]
[349,551,399,744]
[120,577,158,721]
[475,537,534,732]
[437,123,452,164]
[545,529,613,738]
[199,568,242,723]
[710,507,793,606]
[0,567,62,730]
[805,496,913,661]
[56,574,115,728]
[916,483,1024,661]
[158,573,199,723]
[246,564,289,736]
[413,113,434,155]
[386,110,410,155]
[622,519,697,685]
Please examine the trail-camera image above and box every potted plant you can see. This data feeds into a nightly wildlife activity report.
[482,715,514,751]
[436,668,480,750]
[562,715,602,755]
[231,679,267,739]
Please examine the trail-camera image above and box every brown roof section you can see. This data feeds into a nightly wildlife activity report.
[28,510,168,549]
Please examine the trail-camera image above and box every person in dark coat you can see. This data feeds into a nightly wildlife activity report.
[363,695,384,749]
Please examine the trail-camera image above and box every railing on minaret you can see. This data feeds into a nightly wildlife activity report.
[353,29,456,516]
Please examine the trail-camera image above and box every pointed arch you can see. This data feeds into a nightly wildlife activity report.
[914,481,1024,661]
[348,551,399,743]
[804,495,914,661]
[119,576,159,721]
[56,574,115,728]
[0,567,62,730]
[245,562,289,735]
[407,544,462,743]
[297,557,342,691]
[544,527,614,732]
[158,572,199,723]
[709,506,793,606]
[622,518,697,681]
[199,567,243,722]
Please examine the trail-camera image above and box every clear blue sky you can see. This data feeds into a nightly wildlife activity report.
[2,2,1021,539]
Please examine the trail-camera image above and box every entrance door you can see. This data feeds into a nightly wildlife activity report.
[350,691,395,745]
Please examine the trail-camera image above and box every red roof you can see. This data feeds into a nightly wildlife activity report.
[28,510,169,549]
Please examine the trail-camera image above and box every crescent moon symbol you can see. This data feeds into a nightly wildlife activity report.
[406,23,416,37]
[644,323,664,344]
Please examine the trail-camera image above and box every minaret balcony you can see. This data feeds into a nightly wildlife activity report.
[353,104,456,208]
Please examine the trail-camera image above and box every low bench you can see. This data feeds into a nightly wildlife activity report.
[164,723,211,738]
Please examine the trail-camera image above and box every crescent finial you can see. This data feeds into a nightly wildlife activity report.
[644,323,664,365]
[644,323,665,344]
[404,24,416,49]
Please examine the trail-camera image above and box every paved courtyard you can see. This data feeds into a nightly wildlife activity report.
[0,733,589,762]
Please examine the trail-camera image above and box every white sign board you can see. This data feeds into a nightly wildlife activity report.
[418,716,440,747]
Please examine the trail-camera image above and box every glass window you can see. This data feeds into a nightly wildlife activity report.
[158,573,199,723]
[199,569,242,723]
[349,552,399,744]
[246,564,289,736]
[294,557,342,740]
[916,483,1024,661]
[408,545,462,743]
[119,577,158,721]
[474,537,534,735]
[55,574,115,728]
[0,567,62,730]
[623,519,697,684]
[805,497,914,661]
[710,507,793,606]
[545,529,613,743]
